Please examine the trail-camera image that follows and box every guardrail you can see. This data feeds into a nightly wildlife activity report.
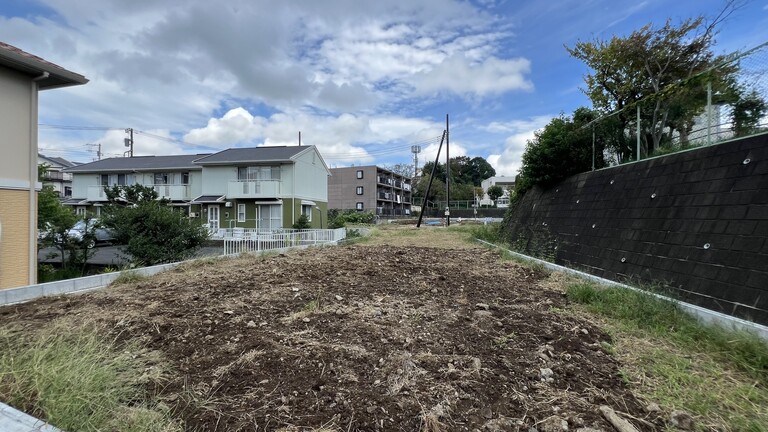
[223,228,347,255]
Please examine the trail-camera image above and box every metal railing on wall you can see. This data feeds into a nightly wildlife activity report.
[587,41,768,167]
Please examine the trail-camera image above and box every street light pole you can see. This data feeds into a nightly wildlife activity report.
[315,206,323,229]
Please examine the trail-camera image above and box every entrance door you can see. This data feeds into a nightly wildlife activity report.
[208,205,220,231]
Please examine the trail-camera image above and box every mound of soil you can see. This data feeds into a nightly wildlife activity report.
[1,245,661,431]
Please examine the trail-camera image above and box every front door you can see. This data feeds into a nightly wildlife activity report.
[208,205,220,231]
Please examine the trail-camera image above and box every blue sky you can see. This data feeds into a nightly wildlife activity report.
[2,0,766,175]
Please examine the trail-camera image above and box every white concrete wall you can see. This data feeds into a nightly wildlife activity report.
[0,67,33,185]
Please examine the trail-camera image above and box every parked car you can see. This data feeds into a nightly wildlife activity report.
[66,218,116,248]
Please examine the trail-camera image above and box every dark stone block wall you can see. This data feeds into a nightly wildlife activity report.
[502,133,768,324]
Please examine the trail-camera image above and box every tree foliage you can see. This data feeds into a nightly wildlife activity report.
[487,185,504,204]
[516,108,607,194]
[415,156,496,203]
[102,184,208,265]
[567,5,763,158]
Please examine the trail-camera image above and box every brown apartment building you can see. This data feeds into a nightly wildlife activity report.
[328,166,412,216]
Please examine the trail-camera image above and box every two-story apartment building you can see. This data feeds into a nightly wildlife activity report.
[38,154,77,197]
[191,146,330,231]
[328,166,412,216]
[64,145,330,231]
[0,41,87,289]
[63,153,207,216]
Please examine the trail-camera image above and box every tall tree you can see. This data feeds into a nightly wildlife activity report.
[567,4,747,157]
[516,107,607,194]
[102,184,208,265]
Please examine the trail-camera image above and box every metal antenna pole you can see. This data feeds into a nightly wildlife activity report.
[416,129,446,228]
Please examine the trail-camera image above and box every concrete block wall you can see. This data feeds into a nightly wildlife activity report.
[502,132,768,324]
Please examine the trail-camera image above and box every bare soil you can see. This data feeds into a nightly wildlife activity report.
[1,229,664,431]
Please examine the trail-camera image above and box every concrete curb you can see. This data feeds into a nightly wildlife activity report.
[0,261,182,306]
[476,239,768,341]
[0,403,61,432]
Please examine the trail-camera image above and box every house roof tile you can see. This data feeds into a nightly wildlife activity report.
[193,146,309,165]
[64,154,210,173]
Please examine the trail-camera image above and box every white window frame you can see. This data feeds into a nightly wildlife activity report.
[237,203,246,222]
[356,170,364,179]
[356,202,364,210]
[356,186,364,195]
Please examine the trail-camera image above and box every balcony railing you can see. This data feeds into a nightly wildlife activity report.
[227,179,281,198]
[43,171,72,181]
[87,184,191,202]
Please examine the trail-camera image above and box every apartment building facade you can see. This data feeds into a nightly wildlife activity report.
[0,42,87,289]
[328,166,412,216]
[64,145,330,232]
[38,154,77,197]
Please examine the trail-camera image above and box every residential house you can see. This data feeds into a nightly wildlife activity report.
[63,153,208,217]
[328,166,412,216]
[192,146,330,231]
[63,145,331,232]
[480,176,516,207]
[0,41,87,289]
[38,153,77,197]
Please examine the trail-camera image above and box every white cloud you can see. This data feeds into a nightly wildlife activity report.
[413,55,533,96]
[486,115,552,176]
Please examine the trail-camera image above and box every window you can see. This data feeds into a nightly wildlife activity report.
[356,186,364,195]
[356,202,364,211]
[302,205,313,222]
[182,172,189,184]
[238,166,281,181]
[117,174,126,186]
[356,170,363,179]
[257,204,282,230]
[154,172,169,185]
[237,204,246,222]
[76,207,86,216]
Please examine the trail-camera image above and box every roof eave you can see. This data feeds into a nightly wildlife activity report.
[0,51,88,89]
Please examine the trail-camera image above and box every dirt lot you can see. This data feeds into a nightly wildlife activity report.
[1,227,663,431]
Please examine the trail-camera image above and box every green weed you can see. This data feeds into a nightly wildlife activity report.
[0,323,179,432]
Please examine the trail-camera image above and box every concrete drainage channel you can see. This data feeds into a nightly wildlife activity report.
[475,239,768,341]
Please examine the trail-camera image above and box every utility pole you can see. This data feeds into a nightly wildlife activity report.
[445,114,450,227]
[124,128,134,157]
[86,143,102,161]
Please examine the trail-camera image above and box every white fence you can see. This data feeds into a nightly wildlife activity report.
[223,228,346,255]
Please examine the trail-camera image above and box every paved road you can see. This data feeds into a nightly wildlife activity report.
[39,244,224,266]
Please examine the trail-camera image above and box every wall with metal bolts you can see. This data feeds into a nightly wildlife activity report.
[503,132,768,324]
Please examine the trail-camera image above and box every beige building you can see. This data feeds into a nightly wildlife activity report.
[0,42,87,289]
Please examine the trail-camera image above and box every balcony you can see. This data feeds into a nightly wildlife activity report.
[227,179,281,198]
[87,184,191,202]
[43,171,72,182]
[377,191,392,200]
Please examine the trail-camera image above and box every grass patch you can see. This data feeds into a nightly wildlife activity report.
[111,269,148,285]
[566,281,768,430]
[0,322,179,432]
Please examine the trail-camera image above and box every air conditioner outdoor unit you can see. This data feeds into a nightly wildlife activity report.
[225,202,233,207]
[189,212,197,218]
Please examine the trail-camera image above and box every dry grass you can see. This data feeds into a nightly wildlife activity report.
[352,224,482,249]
